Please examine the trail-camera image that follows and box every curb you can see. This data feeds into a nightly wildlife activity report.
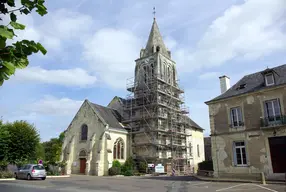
[46,175,71,178]
[193,175,285,185]
[0,178,16,181]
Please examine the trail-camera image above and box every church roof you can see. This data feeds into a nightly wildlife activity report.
[186,116,204,131]
[143,19,169,58]
[89,102,124,129]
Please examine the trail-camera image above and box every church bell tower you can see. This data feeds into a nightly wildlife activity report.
[123,13,190,170]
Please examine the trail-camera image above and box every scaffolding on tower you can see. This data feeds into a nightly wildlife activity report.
[122,61,194,175]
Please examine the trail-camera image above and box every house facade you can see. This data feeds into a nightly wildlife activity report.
[205,64,286,179]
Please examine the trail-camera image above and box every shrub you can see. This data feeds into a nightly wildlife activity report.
[108,167,121,176]
[138,161,147,173]
[0,171,14,178]
[123,169,133,176]
[124,156,135,169]
[112,160,121,168]
[47,170,60,176]
[198,160,213,171]
[0,161,8,171]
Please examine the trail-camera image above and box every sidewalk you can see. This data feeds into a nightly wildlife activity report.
[193,175,286,185]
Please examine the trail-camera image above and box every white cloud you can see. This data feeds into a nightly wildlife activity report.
[83,28,143,88]
[5,8,93,52]
[198,72,219,80]
[175,0,286,72]
[12,66,97,87]
[28,95,83,116]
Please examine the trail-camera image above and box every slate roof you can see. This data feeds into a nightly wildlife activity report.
[89,102,124,128]
[143,19,170,58]
[186,117,204,130]
[206,64,286,103]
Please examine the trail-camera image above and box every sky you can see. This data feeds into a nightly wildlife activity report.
[0,0,285,141]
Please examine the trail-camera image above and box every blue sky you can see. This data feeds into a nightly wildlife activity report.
[1,0,285,141]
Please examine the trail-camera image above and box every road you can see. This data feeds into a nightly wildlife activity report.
[0,175,285,192]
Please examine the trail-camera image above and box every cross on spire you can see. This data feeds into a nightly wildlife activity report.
[153,7,156,20]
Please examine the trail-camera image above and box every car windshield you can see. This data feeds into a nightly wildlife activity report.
[33,165,45,170]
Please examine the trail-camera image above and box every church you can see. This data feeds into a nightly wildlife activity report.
[60,17,205,176]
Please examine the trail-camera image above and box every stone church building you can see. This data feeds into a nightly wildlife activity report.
[61,18,204,176]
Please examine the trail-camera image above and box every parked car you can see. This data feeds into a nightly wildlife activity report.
[15,164,46,180]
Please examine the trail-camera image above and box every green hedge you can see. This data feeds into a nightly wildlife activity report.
[0,171,14,178]
[108,157,136,176]
[198,160,213,171]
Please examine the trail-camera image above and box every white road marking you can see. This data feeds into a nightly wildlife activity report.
[254,184,279,192]
[216,183,278,192]
[225,187,262,191]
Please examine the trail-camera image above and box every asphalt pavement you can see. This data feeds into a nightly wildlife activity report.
[0,175,285,192]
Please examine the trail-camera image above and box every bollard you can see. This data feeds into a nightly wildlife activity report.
[261,172,266,185]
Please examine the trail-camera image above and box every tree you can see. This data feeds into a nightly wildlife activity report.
[0,0,48,86]
[0,120,40,164]
[42,131,65,164]
[0,122,10,162]
[35,142,45,161]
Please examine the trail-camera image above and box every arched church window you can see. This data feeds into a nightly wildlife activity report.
[113,138,124,159]
[167,67,171,83]
[143,66,147,83]
[79,150,87,157]
[151,64,154,77]
[81,124,88,141]
[156,46,160,52]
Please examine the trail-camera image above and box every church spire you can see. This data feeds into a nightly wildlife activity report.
[143,9,170,58]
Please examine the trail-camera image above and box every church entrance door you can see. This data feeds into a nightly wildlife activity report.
[79,158,86,174]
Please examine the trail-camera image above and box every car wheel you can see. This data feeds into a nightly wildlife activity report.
[41,177,46,180]
[27,174,32,180]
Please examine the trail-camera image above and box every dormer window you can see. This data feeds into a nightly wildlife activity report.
[265,73,274,86]
[236,83,246,90]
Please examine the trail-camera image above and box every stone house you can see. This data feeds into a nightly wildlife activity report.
[205,64,286,179]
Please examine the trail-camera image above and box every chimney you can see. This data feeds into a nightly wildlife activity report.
[219,75,230,94]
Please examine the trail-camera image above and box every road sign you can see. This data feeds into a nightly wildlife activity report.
[148,164,154,168]
[155,164,164,173]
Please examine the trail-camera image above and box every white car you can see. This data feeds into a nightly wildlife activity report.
[15,164,46,180]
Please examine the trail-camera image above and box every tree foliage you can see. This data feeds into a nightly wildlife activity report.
[42,131,65,164]
[0,120,40,164]
[0,0,48,86]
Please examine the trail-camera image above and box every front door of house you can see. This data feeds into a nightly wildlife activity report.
[79,158,86,174]
[269,136,286,173]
